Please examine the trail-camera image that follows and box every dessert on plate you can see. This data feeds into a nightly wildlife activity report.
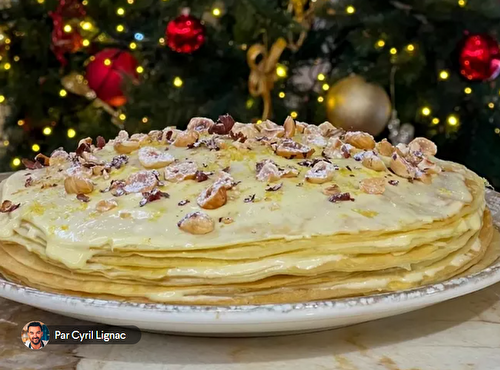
[0,115,498,305]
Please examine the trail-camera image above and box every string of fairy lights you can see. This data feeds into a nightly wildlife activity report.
[1,0,499,169]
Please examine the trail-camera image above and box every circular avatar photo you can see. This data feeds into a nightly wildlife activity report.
[21,321,50,350]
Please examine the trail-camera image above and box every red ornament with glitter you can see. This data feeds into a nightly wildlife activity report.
[459,34,500,81]
[165,14,206,54]
[49,0,87,66]
[86,49,138,107]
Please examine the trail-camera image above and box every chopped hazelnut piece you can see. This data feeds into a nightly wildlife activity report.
[173,130,199,147]
[375,139,394,156]
[395,143,409,157]
[64,175,94,195]
[138,146,175,169]
[0,200,20,213]
[49,149,69,166]
[114,140,140,154]
[304,134,328,148]
[417,158,442,174]
[96,199,118,212]
[322,137,343,159]
[390,152,416,179]
[123,171,158,193]
[34,153,50,166]
[305,161,338,184]
[295,121,308,133]
[256,160,281,182]
[416,171,433,184]
[165,161,198,182]
[303,124,321,135]
[130,133,152,145]
[318,121,336,137]
[209,114,236,135]
[78,137,92,148]
[283,116,296,138]
[344,131,376,150]
[197,183,228,209]
[187,117,215,133]
[275,139,314,159]
[322,184,341,196]
[230,122,260,141]
[220,217,234,224]
[359,177,386,194]
[408,137,437,156]
[257,120,285,138]
[361,151,387,172]
[177,211,215,235]
[328,192,355,203]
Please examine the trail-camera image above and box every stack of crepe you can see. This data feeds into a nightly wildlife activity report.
[0,115,498,305]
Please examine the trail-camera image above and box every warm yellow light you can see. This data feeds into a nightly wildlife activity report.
[173,76,183,87]
[89,56,95,61]
[212,8,221,16]
[32,144,40,152]
[439,70,449,80]
[104,59,112,66]
[290,111,298,119]
[82,0,88,5]
[4,63,11,70]
[278,92,285,98]
[495,128,500,134]
[4,39,10,45]
[241,44,248,51]
[322,83,330,91]
[464,87,472,94]
[317,73,325,81]
[81,21,92,30]
[116,25,124,32]
[127,0,134,4]
[117,8,125,15]
[390,48,397,55]
[376,40,385,48]
[346,6,355,14]
[256,119,263,124]
[276,64,287,78]
[136,66,144,74]
[0,95,4,103]
[318,96,324,103]
[13,56,20,62]
[12,158,21,167]
[129,42,137,50]
[59,89,67,97]
[3,140,9,146]
[421,107,431,116]
[82,39,90,47]
[447,115,458,126]
[458,0,466,7]
[159,37,165,45]
[37,0,45,3]
[119,114,126,121]
[432,118,440,125]
[63,24,72,33]
[43,127,52,135]
[406,44,415,52]
[67,128,76,138]
[488,102,495,109]
[17,120,25,126]
[142,117,149,123]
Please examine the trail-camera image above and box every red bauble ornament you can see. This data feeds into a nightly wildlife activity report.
[86,49,138,107]
[459,34,500,81]
[165,14,206,54]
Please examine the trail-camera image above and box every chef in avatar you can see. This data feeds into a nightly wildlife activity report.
[24,322,48,350]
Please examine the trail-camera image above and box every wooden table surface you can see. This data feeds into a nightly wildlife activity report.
[1,172,500,370]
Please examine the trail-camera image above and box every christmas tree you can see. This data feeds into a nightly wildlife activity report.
[1,0,500,187]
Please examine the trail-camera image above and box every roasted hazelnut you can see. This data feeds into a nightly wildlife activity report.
[284,116,296,138]
[322,184,341,196]
[322,138,343,159]
[275,139,314,159]
[361,151,387,172]
[187,117,215,134]
[123,171,158,193]
[257,120,285,138]
[344,131,376,150]
[138,146,175,169]
[256,161,281,182]
[230,122,260,140]
[173,130,199,147]
[295,121,308,133]
[305,161,337,184]
[114,140,140,154]
[197,183,227,210]
[78,137,92,148]
[390,152,416,179]
[130,133,152,145]
[304,134,328,148]
[64,175,94,194]
[417,158,442,175]
[49,149,69,166]
[178,211,215,234]
[318,121,336,137]
[408,137,438,157]
[164,161,198,182]
[359,177,386,194]
[375,139,394,156]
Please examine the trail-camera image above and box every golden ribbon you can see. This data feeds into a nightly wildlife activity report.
[287,0,315,51]
[247,37,287,120]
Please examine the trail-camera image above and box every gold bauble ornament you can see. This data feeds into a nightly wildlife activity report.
[326,75,391,136]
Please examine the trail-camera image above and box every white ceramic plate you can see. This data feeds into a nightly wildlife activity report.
[1,189,499,337]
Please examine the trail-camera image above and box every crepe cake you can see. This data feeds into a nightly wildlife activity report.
[0,115,498,305]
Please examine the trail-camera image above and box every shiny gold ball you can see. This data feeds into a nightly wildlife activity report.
[326,75,391,136]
